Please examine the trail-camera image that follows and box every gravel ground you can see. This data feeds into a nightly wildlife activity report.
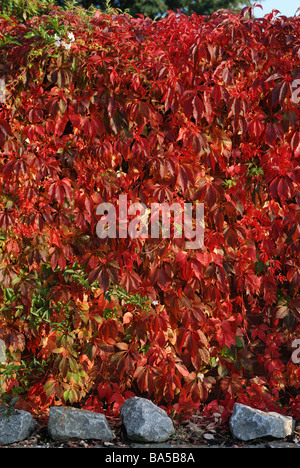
[1,412,300,449]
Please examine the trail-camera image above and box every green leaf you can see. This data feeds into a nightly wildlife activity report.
[24,31,37,39]
[235,336,244,348]
[217,365,227,378]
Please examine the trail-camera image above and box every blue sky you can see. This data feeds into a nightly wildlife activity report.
[247,0,300,17]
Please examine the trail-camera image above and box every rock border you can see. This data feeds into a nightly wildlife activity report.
[0,400,298,448]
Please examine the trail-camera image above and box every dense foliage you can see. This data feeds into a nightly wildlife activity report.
[54,0,251,19]
[0,3,300,421]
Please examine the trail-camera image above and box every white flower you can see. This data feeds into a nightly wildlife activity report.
[53,32,74,49]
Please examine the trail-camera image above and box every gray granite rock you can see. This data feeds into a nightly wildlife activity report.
[48,406,113,441]
[120,397,175,443]
[0,407,35,445]
[230,403,295,441]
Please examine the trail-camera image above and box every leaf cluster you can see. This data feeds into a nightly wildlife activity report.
[0,5,299,418]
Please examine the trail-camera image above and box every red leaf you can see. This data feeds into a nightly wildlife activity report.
[120,271,142,293]
[192,95,203,122]
[0,119,13,137]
